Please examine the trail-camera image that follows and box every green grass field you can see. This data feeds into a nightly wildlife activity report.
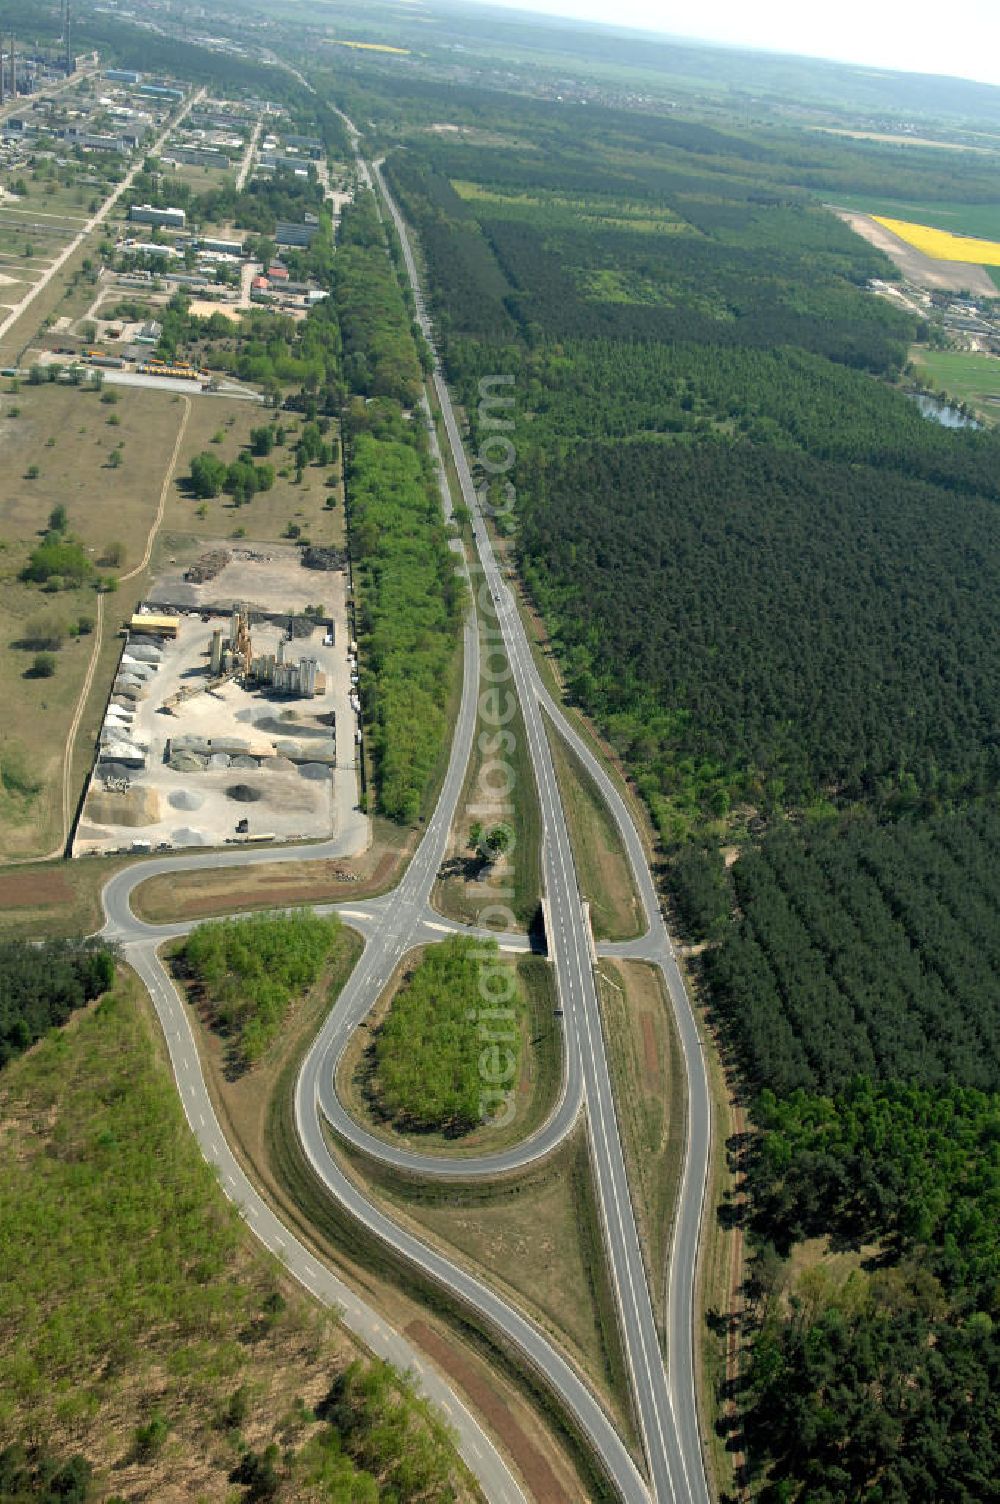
[911,346,1000,420]
[161,161,238,192]
[6,169,116,220]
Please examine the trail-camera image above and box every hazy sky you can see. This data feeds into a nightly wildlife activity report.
[472,0,1000,88]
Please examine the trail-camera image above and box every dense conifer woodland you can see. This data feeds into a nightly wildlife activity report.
[4,17,1000,1491]
[380,82,1000,1501]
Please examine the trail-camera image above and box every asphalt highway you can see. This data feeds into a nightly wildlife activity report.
[374,157,711,1504]
[94,116,714,1504]
[101,378,644,1504]
[126,938,528,1504]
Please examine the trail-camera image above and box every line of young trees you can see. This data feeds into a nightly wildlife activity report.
[345,402,463,824]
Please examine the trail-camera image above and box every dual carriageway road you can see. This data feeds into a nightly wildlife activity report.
[97,127,714,1504]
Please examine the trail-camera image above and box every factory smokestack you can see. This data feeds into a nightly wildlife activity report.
[9,35,15,100]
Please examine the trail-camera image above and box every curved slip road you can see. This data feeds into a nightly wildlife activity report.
[127,937,528,1504]
[372,155,711,1504]
[96,111,714,1504]
[102,495,639,1500]
[97,405,608,1501]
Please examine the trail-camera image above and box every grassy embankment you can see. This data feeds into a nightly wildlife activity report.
[130,823,413,924]
[0,855,128,939]
[434,628,543,931]
[547,723,643,941]
[0,965,478,1502]
[695,1008,742,1504]
[597,959,687,1335]
[191,927,614,1504]
[334,1125,638,1458]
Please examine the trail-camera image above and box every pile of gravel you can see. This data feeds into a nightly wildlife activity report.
[265,756,295,774]
[169,789,204,811]
[169,751,208,773]
[87,786,160,827]
[209,752,230,769]
[227,783,262,803]
[99,761,135,782]
[298,762,332,782]
[172,827,208,846]
[230,754,259,770]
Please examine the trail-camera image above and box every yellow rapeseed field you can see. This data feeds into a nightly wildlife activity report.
[331,39,409,53]
[874,216,1000,266]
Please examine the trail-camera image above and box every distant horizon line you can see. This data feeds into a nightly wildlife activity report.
[443,0,1000,94]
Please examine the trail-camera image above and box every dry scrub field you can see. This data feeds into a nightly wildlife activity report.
[0,383,191,857]
[162,398,345,551]
[0,379,342,860]
[0,382,341,860]
[0,383,189,572]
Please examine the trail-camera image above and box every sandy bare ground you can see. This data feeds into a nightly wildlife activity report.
[834,209,998,296]
[187,299,242,320]
[813,127,994,153]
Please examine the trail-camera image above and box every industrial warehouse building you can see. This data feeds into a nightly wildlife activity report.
[129,203,186,229]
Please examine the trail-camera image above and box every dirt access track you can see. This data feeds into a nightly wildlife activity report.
[834,209,998,297]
